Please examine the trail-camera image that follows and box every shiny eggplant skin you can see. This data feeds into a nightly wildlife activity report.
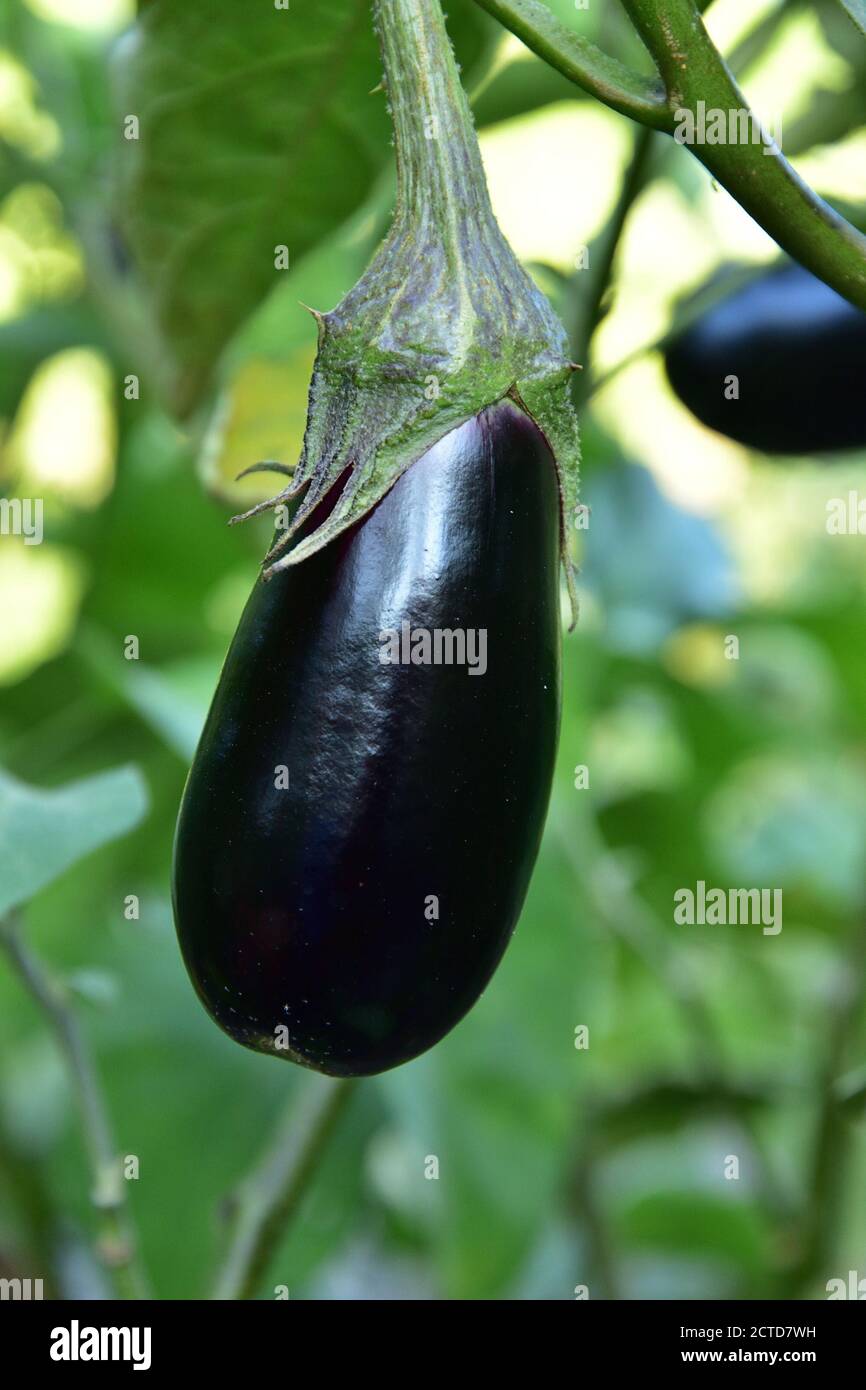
[664,263,866,454]
[172,400,561,1077]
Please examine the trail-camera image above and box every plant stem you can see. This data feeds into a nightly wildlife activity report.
[782,921,866,1297]
[211,1076,356,1300]
[572,124,658,398]
[375,0,493,224]
[271,0,580,620]
[478,0,866,311]
[0,915,150,1298]
[620,0,866,308]
[570,1124,622,1300]
[473,0,670,127]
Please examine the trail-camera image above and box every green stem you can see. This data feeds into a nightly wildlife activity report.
[260,0,580,622]
[0,915,150,1298]
[587,261,768,402]
[477,0,866,311]
[211,1077,356,1300]
[482,0,786,394]
[376,0,492,223]
[572,124,658,397]
[473,0,670,127]
[620,0,866,309]
[782,922,866,1297]
[569,1125,622,1300]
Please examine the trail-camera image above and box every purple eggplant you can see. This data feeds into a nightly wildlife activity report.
[172,400,561,1076]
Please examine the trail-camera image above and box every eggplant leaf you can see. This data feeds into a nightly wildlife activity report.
[0,765,148,917]
[112,0,493,418]
[112,0,391,417]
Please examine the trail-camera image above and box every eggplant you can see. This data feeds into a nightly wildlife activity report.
[172,400,561,1077]
[664,262,866,454]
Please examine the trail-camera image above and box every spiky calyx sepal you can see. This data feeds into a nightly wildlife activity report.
[235,0,580,625]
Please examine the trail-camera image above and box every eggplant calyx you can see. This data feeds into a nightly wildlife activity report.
[241,0,581,623]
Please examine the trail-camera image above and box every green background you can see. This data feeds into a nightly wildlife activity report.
[2,0,866,1300]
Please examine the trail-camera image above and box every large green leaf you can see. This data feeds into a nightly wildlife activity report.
[77,625,215,762]
[0,765,148,917]
[112,0,494,417]
[112,0,390,417]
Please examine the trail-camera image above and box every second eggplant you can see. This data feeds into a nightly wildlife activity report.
[665,262,866,454]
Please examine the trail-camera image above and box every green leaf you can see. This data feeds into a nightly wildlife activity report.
[0,765,149,917]
[0,304,110,421]
[837,1,866,40]
[113,0,392,417]
[77,626,216,762]
[113,1,497,419]
[618,1191,769,1275]
[119,658,213,762]
[65,968,121,1009]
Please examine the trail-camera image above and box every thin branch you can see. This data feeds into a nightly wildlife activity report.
[587,260,775,402]
[619,0,866,309]
[0,914,150,1299]
[211,1076,357,1300]
[571,123,659,398]
[569,1122,622,1300]
[836,1062,866,1114]
[781,921,866,1297]
[478,0,866,311]
[570,0,803,392]
[473,0,672,129]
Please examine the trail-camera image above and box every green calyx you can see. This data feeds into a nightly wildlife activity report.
[238,0,580,622]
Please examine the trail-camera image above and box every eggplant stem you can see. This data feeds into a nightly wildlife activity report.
[211,1077,357,1300]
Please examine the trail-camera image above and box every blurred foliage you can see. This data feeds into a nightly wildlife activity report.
[1,0,866,1302]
